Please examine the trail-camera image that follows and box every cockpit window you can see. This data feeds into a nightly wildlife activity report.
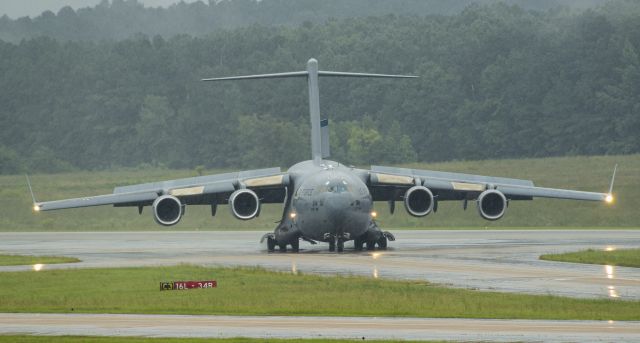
[316,179,353,194]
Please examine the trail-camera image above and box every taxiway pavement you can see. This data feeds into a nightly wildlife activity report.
[1,230,638,299]
[1,230,639,342]
[1,313,639,342]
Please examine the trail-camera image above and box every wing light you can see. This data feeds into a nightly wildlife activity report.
[33,204,41,212]
[371,211,378,218]
[605,194,614,204]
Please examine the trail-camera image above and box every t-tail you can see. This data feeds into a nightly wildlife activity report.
[202,58,417,166]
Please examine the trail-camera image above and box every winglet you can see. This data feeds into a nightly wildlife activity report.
[25,175,40,212]
[605,164,618,204]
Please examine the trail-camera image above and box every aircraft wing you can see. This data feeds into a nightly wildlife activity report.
[34,168,288,211]
[368,165,610,202]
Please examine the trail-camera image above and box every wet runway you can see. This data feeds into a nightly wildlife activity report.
[1,230,639,299]
[1,229,639,342]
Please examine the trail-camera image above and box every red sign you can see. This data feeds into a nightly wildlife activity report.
[160,280,217,291]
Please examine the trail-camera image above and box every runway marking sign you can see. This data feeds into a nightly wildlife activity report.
[160,280,217,291]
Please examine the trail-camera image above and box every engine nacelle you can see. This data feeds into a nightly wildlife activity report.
[229,189,260,220]
[404,186,434,217]
[477,189,507,221]
[152,195,183,226]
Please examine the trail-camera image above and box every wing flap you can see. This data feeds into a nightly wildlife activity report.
[114,168,281,194]
[243,174,285,188]
[372,165,534,187]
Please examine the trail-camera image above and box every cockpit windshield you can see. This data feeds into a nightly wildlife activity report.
[316,179,352,194]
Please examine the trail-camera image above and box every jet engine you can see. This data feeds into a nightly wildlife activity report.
[229,189,260,220]
[403,186,434,217]
[477,189,507,221]
[152,195,183,226]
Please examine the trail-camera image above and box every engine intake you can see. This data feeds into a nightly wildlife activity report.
[152,195,183,226]
[229,189,260,220]
[404,186,434,217]
[477,189,507,221]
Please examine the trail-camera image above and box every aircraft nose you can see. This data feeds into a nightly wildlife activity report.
[325,192,352,212]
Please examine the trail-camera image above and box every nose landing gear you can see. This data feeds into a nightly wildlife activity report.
[325,233,349,252]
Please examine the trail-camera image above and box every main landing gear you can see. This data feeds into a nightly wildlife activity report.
[262,230,394,253]
[271,238,299,253]
[354,235,386,251]
[261,233,300,253]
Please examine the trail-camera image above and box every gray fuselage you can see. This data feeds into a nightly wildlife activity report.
[286,160,373,242]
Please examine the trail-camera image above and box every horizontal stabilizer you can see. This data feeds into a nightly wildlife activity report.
[317,71,418,78]
[202,71,307,81]
[203,71,417,82]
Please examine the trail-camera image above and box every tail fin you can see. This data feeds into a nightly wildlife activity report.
[203,58,417,165]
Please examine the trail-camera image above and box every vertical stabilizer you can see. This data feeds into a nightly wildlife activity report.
[307,59,322,165]
[202,58,417,166]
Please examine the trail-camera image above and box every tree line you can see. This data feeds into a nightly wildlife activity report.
[0,0,607,43]
[0,1,639,173]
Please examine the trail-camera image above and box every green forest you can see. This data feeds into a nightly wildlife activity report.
[1,0,639,173]
[0,0,607,42]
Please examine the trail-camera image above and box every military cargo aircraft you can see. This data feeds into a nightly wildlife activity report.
[29,58,617,252]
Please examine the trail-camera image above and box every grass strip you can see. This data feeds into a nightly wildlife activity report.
[0,337,446,343]
[540,248,640,268]
[0,254,80,266]
[0,265,638,320]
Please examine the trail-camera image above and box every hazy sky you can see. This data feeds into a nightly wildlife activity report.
[0,1,202,18]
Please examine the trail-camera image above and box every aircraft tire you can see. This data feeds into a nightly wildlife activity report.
[267,237,276,252]
[278,243,287,253]
[291,239,299,253]
[337,239,344,253]
[329,240,336,252]
[377,236,387,250]
[366,240,376,251]
[354,238,364,251]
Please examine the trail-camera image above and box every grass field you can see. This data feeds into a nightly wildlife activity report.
[0,254,80,266]
[0,337,445,343]
[0,265,638,320]
[540,248,640,268]
[1,154,638,231]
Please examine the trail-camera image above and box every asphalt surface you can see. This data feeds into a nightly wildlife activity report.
[1,313,640,342]
[1,230,639,299]
[1,229,639,341]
